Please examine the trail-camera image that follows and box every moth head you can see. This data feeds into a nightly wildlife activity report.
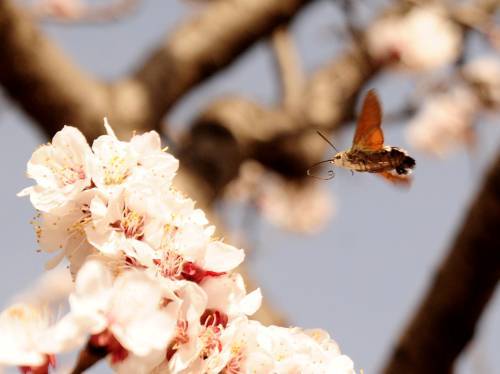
[330,153,342,166]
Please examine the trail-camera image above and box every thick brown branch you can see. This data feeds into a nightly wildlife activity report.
[0,0,110,139]
[130,0,313,130]
[382,151,500,374]
[1,0,312,140]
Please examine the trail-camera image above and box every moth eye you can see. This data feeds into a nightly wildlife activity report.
[335,155,341,159]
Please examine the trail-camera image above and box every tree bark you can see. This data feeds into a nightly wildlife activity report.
[382,151,500,374]
[0,0,313,140]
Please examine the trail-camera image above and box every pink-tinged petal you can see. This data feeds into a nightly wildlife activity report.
[239,288,262,316]
[202,274,246,316]
[203,241,245,272]
[176,281,207,323]
[115,311,176,356]
[69,260,112,326]
[109,271,178,356]
[90,134,137,190]
[130,131,161,155]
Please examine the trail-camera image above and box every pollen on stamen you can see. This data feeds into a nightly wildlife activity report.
[199,326,222,359]
[110,207,145,239]
[154,250,185,279]
[106,155,131,185]
[223,343,245,374]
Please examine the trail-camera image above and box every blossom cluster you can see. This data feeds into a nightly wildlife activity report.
[367,5,461,71]
[406,86,479,157]
[1,123,354,373]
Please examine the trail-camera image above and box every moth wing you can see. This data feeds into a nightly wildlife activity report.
[352,90,384,151]
[378,171,412,187]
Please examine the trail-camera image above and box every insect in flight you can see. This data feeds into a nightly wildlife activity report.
[307,89,416,185]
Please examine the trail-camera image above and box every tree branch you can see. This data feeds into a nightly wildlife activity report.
[0,0,110,138]
[129,0,313,131]
[382,151,500,374]
[271,26,304,110]
[0,0,313,140]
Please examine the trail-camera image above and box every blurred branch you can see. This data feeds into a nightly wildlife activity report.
[383,151,500,374]
[271,26,305,110]
[0,0,313,140]
[130,0,313,133]
[0,0,110,138]
[381,104,418,124]
[338,0,364,48]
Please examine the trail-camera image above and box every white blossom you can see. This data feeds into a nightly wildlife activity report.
[462,55,500,108]
[18,126,93,214]
[90,123,178,196]
[219,318,355,374]
[33,189,98,272]
[201,274,262,319]
[16,123,355,374]
[0,303,85,371]
[367,5,461,70]
[406,86,479,156]
[69,260,179,357]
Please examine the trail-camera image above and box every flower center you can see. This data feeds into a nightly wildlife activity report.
[154,250,186,279]
[102,155,130,185]
[111,208,144,239]
[222,344,245,374]
[199,326,222,359]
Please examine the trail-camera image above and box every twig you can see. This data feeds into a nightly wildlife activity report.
[271,26,305,111]
[70,339,108,374]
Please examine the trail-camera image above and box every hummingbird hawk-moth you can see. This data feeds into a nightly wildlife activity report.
[308,89,416,185]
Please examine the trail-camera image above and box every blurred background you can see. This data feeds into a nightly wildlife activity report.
[0,0,499,373]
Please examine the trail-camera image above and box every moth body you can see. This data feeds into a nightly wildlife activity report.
[331,146,415,175]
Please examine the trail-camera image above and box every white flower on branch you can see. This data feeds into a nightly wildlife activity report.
[12,123,354,373]
[90,125,178,195]
[406,86,479,157]
[201,274,262,319]
[19,126,93,214]
[218,318,356,373]
[367,5,462,71]
[462,55,500,108]
[69,260,180,360]
[0,303,84,372]
[33,189,98,272]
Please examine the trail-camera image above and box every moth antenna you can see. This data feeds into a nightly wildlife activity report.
[316,131,339,152]
[307,159,335,180]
